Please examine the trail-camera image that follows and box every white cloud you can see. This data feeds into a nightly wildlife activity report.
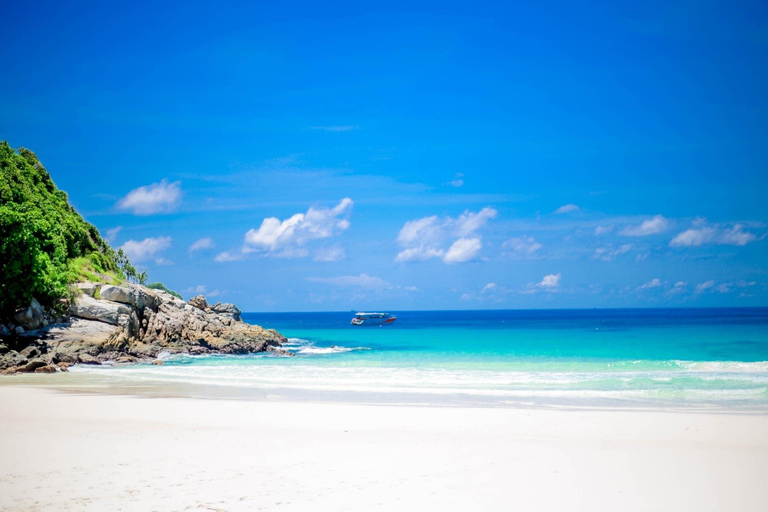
[214,251,243,262]
[120,237,172,262]
[444,238,482,264]
[314,245,346,262]
[307,274,389,288]
[106,226,122,242]
[620,215,670,236]
[695,280,716,293]
[593,244,632,261]
[668,281,687,294]
[537,273,561,288]
[395,207,497,264]
[394,247,445,263]
[188,237,215,252]
[670,223,757,247]
[554,204,579,214]
[502,236,542,258]
[481,283,496,293]
[309,125,358,132]
[243,198,353,256]
[116,179,182,215]
[154,257,173,266]
[449,173,464,188]
[594,225,613,236]
[638,278,662,290]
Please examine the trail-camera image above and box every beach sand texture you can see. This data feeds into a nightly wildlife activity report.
[1,386,767,511]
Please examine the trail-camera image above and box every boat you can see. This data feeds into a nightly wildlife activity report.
[350,312,396,326]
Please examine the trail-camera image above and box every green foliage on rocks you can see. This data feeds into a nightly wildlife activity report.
[0,141,123,316]
[146,282,183,300]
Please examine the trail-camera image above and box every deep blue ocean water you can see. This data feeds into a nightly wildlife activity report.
[73,308,768,409]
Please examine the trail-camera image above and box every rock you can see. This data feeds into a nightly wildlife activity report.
[151,359,164,365]
[14,326,25,335]
[69,295,132,325]
[208,302,241,321]
[19,359,49,373]
[99,285,133,305]
[58,363,70,371]
[188,295,208,310]
[13,298,46,330]
[34,364,58,373]
[0,343,9,354]
[52,351,77,364]
[77,353,101,365]
[74,282,99,297]
[0,351,28,370]
[114,355,138,364]
[0,325,11,337]
[188,346,209,355]
[19,346,41,359]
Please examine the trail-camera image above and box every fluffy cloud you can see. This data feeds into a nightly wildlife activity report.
[214,251,243,262]
[620,215,670,236]
[116,179,182,215]
[307,274,389,288]
[444,238,482,264]
[594,225,613,236]
[120,236,172,262]
[395,207,497,264]
[554,204,579,214]
[502,236,542,258]
[670,223,757,247]
[537,273,561,288]
[593,243,632,261]
[188,237,215,252]
[481,283,496,292]
[695,280,715,293]
[638,278,662,290]
[243,198,353,256]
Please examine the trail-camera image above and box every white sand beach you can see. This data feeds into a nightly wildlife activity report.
[1,386,767,511]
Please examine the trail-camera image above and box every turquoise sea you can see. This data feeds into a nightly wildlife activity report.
[72,308,768,410]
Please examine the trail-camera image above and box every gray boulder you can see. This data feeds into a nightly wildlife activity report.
[0,351,28,370]
[77,353,101,365]
[99,285,133,305]
[0,343,9,354]
[13,298,46,330]
[209,302,241,321]
[19,346,41,359]
[74,282,99,297]
[0,325,11,337]
[69,295,133,325]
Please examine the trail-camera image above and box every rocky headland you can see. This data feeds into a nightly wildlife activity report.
[0,283,286,375]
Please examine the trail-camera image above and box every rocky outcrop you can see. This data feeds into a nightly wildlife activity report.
[0,283,285,374]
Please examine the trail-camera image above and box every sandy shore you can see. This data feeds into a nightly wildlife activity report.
[1,386,767,511]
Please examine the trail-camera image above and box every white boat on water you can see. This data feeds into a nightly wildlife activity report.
[351,312,396,326]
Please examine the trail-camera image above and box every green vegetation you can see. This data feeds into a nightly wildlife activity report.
[0,141,131,316]
[146,282,183,300]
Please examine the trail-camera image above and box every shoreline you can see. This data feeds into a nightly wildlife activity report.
[2,385,768,511]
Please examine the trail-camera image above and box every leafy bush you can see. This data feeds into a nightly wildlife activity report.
[0,141,122,316]
[146,282,183,300]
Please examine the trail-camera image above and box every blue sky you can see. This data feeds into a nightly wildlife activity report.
[2,0,767,311]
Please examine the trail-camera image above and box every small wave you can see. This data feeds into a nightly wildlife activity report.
[281,337,368,355]
[297,346,357,355]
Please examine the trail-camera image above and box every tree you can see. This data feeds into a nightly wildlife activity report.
[137,271,148,285]
[0,141,120,316]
